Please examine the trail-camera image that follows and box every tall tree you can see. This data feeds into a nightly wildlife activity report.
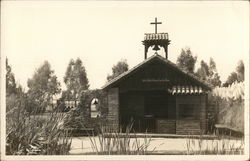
[107,59,129,81]
[196,58,221,87]
[223,60,244,87]
[176,48,197,73]
[207,58,221,87]
[6,58,25,112]
[223,72,238,87]
[236,60,244,82]
[6,58,17,95]
[196,60,209,81]
[64,58,89,99]
[27,61,61,113]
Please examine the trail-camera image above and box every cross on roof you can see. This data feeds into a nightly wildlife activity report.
[150,17,162,34]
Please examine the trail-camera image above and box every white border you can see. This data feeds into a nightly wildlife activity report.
[1,1,249,161]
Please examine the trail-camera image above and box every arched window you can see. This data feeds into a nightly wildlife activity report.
[90,98,100,118]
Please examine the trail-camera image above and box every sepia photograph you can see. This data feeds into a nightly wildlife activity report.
[1,1,249,161]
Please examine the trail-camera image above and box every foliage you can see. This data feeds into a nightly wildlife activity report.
[63,58,89,99]
[6,58,27,113]
[236,60,244,82]
[55,98,68,112]
[218,101,244,133]
[38,112,72,155]
[79,89,108,118]
[223,60,244,87]
[196,58,221,87]
[207,58,222,87]
[212,82,244,101]
[6,90,71,155]
[208,72,221,87]
[107,59,129,81]
[208,82,244,133]
[6,58,17,96]
[176,48,197,73]
[27,61,61,113]
[185,134,244,155]
[63,89,108,131]
[6,59,71,155]
[6,91,25,114]
[196,60,209,80]
[88,122,154,155]
[223,72,238,87]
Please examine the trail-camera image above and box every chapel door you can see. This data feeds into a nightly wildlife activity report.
[144,92,168,132]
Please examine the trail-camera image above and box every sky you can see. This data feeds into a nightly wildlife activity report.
[1,1,249,91]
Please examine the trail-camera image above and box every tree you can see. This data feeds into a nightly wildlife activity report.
[196,58,221,87]
[176,48,197,73]
[207,58,221,87]
[223,60,244,87]
[6,58,26,112]
[223,72,238,87]
[196,60,209,81]
[236,60,244,82]
[208,72,221,87]
[27,61,61,113]
[6,58,17,95]
[107,59,129,81]
[63,58,89,99]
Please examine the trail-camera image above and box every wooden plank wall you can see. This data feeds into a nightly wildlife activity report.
[175,95,207,135]
[156,119,176,134]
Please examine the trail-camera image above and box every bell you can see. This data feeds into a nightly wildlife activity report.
[152,45,160,51]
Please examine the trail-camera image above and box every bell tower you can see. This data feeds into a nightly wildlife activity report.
[142,18,171,59]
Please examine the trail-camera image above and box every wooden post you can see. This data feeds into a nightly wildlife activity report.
[175,96,178,134]
[144,45,148,59]
[165,45,168,59]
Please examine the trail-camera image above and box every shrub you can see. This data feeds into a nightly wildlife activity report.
[6,98,72,155]
[63,89,108,133]
[208,82,244,133]
[212,82,244,101]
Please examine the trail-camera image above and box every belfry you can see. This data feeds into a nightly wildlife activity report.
[142,18,171,59]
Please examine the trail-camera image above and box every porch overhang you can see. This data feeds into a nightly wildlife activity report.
[171,86,206,95]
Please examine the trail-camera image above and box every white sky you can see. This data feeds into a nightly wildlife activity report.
[1,1,249,91]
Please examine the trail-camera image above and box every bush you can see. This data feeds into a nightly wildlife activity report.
[208,82,244,133]
[212,82,244,101]
[63,89,108,134]
[6,92,72,155]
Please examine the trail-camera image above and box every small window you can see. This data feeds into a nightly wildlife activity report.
[90,98,100,118]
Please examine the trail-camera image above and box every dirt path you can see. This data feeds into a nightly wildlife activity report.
[69,136,243,155]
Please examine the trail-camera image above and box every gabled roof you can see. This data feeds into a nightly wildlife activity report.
[102,54,212,90]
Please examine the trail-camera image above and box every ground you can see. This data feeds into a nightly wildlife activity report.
[69,136,244,155]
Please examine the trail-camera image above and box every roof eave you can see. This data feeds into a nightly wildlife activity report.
[102,54,213,91]
[101,54,159,90]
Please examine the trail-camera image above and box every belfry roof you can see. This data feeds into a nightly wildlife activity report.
[144,33,169,41]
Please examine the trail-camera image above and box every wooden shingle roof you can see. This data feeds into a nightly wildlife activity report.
[144,33,169,41]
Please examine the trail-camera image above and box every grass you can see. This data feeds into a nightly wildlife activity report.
[85,122,244,155]
[6,110,72,155]
[87,122,155,155]
[185,130,244,155]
